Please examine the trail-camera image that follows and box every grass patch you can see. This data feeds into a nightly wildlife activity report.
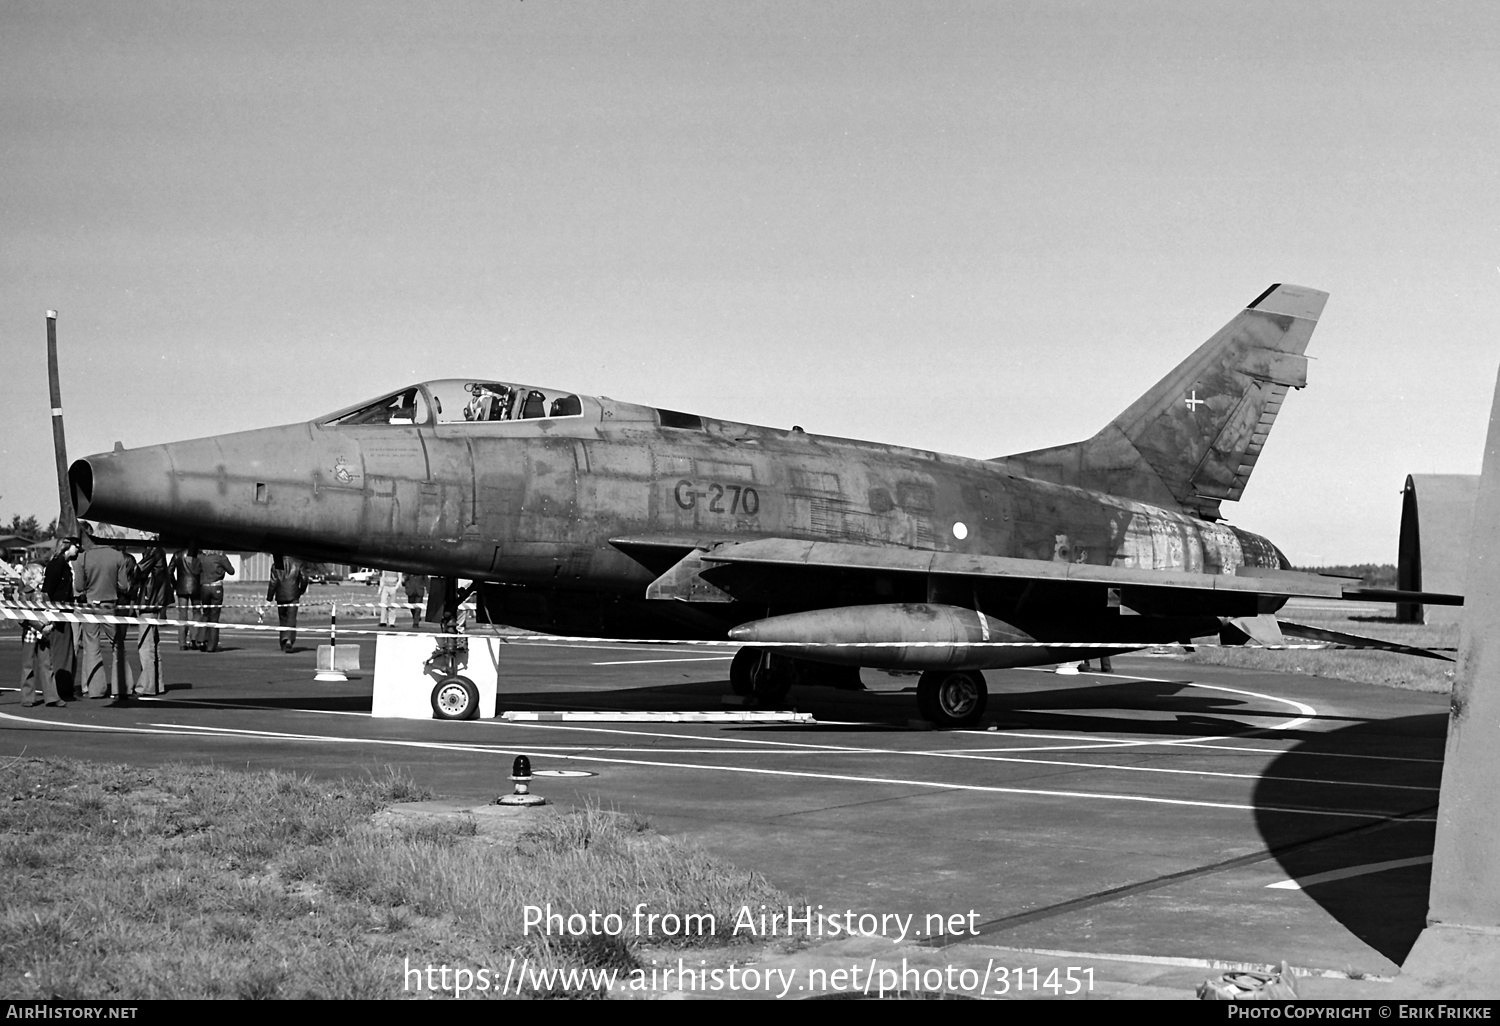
[0,758,791,999]
[1186,645,1457,693]
[1185,613,1460,693]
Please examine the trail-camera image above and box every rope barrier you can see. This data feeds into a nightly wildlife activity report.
[0,597,453,612]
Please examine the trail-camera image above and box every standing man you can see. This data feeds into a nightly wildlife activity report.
[130,540,173,695]
[269,554,309,652]
[377,568,403,628]
[41,537,79,699]
[18,565,65,708]
[72,525,132,700]
[171,546,201,649]
[194,550,235,652]
[403,573,428,629]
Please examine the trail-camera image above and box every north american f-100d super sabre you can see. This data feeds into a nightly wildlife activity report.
[69,283,1454,724]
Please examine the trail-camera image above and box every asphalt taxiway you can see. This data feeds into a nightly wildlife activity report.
[0,626,1444,992]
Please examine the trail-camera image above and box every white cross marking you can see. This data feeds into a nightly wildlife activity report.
[1185,390,1205,411]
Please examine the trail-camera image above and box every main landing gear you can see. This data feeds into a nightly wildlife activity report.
[730,648,793,705]
[916,669,988,728]
[728,650,875,706]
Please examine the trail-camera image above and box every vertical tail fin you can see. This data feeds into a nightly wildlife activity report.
[1002,283,1328,519]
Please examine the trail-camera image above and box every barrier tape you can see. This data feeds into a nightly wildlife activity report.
[0,604,1343,650]
[0,599,445,612]
[0,605,450,640]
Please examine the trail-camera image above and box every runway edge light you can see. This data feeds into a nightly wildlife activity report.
[496,755,547,807]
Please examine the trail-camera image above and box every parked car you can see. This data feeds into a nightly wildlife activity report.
[348,569,378,585]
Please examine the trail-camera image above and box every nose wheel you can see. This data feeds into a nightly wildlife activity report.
[917,669,987,728]
[431,675,480,720]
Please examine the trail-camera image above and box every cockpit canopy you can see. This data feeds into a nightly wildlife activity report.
[323,379,586,427]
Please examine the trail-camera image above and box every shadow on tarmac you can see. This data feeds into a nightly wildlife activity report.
[1253,713,1444,964]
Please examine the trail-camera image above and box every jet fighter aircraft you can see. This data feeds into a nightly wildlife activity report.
[69,283,1453,725]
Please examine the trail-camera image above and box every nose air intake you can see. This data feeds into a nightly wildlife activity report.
[69,458,95,517]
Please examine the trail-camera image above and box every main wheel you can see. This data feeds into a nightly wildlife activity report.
[431,675,480,720]
[729,648,793,705]
[729,647,759,696]
[916,670,987,728]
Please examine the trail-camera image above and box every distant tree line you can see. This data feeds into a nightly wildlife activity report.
[3,514,57,540]
[1294,563,1398,588]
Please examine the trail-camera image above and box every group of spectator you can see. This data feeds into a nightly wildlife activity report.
[15,526,242,706]
[17,537,434,708]
[377,571,428,628]
[168,546,236,652]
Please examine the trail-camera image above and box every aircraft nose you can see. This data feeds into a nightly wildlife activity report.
[69,422,361,554]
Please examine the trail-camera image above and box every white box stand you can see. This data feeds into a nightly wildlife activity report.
[371,634,501,719]
[316,644,363,672]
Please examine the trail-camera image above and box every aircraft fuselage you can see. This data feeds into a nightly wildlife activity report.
[72,391,1286,643]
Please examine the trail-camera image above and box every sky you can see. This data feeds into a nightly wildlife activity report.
[3,1,1498,563]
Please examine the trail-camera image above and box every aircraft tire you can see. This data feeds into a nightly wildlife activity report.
[916,670,987,728]
[754,672,792,706]
[729,647,759,696]
[431,675,480,720]
[730,648,793,705]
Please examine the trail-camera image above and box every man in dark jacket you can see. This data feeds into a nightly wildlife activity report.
[171,547,201,649]
[193,550,235,652]
[130,542,174,695]
[268,555,308,652]
[41,538,79,698]
[403,574,428,628]
[18,563,65,708]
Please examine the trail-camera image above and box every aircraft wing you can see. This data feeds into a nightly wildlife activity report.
[690,537,1462,606]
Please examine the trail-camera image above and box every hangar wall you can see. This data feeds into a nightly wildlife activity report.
[1397,474,1478,624]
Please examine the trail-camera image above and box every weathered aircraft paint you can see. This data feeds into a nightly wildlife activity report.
[71,284,1428,724]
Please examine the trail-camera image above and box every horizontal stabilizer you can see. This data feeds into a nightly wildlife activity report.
[1278,620,1455,661]
[1338,588,1463,607]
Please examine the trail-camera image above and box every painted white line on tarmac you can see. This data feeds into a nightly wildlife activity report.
[500,710,811,723]
[1265,856,1433,890]
[0,709,307,740]
[952,732,1442,764]
[0,710,1432,822]
[483,718,1431,792]
[127,720,1435,822]
[126,695,373,717]
[1191,682,1317,732]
